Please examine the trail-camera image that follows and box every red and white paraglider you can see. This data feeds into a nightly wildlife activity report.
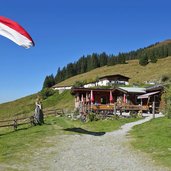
[0,16,34,48]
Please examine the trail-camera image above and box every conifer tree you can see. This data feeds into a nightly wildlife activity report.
[148,51,157,63]
[43,74,55,89]
[99,52,108,67]
[150,55,157,63]
[139,53,148,66]
[118,52,126,64]
[55,67,62,83]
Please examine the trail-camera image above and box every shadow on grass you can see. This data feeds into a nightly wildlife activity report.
[0,126,31,136]
[0,123,47,137]
[63,127,105,136]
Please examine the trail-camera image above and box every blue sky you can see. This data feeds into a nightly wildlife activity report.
[0,0,171,103]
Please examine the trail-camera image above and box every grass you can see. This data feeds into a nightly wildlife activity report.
[56,56,171,86]
[0,94,37,120]
[83,117,140,132]
[0,90,74,120]
[0,116,139,165]
[42,90,74,110]
[130,117,171,168]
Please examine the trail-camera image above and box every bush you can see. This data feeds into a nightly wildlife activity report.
[88,112,99,122]
[73,80,87,88]
[160,75,171,83]
[139,53,148,66]
[40,88,56,100]
[164,85,171,118]
[130,111,138,118]
[106,114,119,120]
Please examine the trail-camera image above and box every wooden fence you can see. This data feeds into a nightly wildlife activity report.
[0,108,63,131]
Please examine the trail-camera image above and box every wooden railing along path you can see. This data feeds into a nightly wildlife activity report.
[0,108,64,131]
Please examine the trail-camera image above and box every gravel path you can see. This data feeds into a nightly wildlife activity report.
[2,114,170,171]
[49,114,170,171]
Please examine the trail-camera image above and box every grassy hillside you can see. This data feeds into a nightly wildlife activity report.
[149,39,171,49]
[42,90,74,111]
[0,90,74,120]
[0,94,37,119]
[56,56,171,86]
[1,56,171,120]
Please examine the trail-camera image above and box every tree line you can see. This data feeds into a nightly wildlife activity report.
[42,41,171,89]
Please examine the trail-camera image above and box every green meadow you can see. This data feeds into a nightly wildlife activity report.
[130,117,171,167]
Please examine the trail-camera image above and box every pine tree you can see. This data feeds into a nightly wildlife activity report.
[99,52,108,67]
[148,50,157,63]
[86,55,92,71]
[150,55,157,63]
[77,56,87,74]
[118,52,126,64]
[163,45,168,57]
[55,67,62,83]
[107,55,116,66]
[43,74,55,89]
[139,53,148,66]
[91,53,99,69]
[66,63,76,78]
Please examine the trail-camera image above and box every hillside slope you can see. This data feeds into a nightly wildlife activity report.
[1,56,171,119]
[56,56,171,86]
[0,91,74,120]
[53,39,171,85]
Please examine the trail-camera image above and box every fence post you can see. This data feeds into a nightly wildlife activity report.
[152,101,155,119]
[13,119,17,131]
[61,109,64,116]
[30,116,35,126]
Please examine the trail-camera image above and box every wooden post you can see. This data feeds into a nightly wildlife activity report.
[152,101,155,119]
[87,104,89,114]
[30,116,34,126]
[141,99,142,106]
[114,103,116,115]
[13,119,17,131]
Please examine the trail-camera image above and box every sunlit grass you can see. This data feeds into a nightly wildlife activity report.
[0,90,74,120]
[130,117,171,168]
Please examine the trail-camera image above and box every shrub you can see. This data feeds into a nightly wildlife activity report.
[73,80,87,88]
[160,75,171,83]
[164,85,171,118]
[139,53,148,66]
[40,88,56,100]
[88,112,99,122]
[130,111,138,118]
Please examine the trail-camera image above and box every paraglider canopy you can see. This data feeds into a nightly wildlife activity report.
[0,16,35,48]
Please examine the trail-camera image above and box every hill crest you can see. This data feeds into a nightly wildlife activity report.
[56,56,171,87]
[50,39,171,86]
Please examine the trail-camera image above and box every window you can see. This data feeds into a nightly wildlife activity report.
[101,97,107,104]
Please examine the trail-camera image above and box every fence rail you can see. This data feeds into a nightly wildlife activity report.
[0,108,63,131]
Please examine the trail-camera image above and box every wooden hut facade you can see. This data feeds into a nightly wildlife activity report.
[71,85,163,113]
